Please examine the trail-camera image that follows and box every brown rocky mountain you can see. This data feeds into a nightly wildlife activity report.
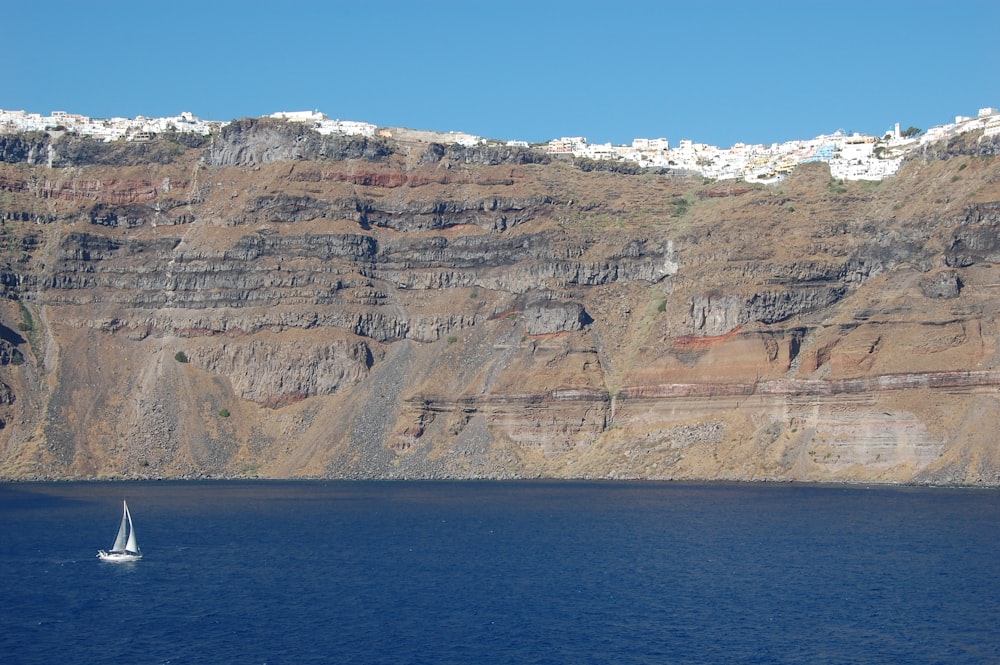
[0,118,997,484]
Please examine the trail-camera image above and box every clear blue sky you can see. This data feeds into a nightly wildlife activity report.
[6,1,998,148]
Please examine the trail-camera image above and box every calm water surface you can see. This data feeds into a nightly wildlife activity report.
[0,480,997,664]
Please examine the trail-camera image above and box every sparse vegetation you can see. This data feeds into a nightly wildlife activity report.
[174,351,189,363]
[670,197,690,217]
[17,303,33,332]
[16,302,39,361]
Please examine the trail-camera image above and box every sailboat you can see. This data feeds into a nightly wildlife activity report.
[97,500,142,562]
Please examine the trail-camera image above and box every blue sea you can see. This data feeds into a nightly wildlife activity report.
[1,481,997,664]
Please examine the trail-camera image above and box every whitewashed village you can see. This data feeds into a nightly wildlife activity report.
[1,105,998,183]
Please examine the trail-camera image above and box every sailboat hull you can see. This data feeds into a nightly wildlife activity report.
[97,549,142,562]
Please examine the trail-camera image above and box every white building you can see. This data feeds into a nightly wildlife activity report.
[269,110,326,123]
[270,111,378,138]
[632,138,669,151]
[316,119,378,137]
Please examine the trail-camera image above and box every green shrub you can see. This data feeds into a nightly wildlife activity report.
[17,302,33,332]
[174,351,189,363]
[671,197,690,218]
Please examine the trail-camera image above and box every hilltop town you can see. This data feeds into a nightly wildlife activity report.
[1,105,998,182]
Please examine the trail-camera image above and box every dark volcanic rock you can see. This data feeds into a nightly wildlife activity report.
[204,118,393,166]
[920,269,963,299]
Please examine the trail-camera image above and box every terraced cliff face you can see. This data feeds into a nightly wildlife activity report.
[0,119,998,485]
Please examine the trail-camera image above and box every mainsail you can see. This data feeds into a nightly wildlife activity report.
[123,503,138,554]
[111,501,130,551]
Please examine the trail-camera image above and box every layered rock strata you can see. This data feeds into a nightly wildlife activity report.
[0,119,997,485]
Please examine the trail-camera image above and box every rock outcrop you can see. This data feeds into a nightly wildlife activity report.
[0,119,997,485]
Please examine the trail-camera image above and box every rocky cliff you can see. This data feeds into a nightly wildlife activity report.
[0,119,998,485]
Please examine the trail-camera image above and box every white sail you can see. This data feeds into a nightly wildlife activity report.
[111,501,129,551]
[124,503,139,554]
